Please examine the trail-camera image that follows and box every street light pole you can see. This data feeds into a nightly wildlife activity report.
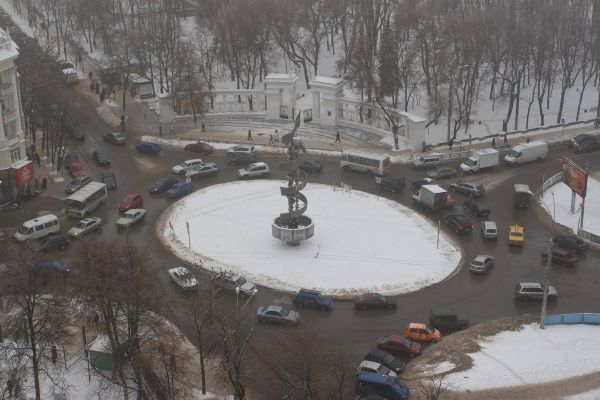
[539,199,555,329]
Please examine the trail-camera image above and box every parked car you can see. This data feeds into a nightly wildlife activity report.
[148,177,178,194]
[355,372,410,400]
[446,214,474,234]
[237,162,271,179]
[227,144,256,164]
[116,208,147,230]
[403,323,441,343]
[542,247,579,267]
[256,305,300,325]
[69,162,86,178]
[103,132,126,144]
[468,199,490,218]
[481,221,498,240]
[34,260,70,273]
[101,171,117,190]
[65,176,92,194]
[172,159,204,174]
[166,181,192,198]
[353,293,396,310]
[569,133,600,153]
[508,224,525,246]
[552,235,589,253]
[118,193,143,212]
[411,153,441,169]
[213,272,258,296]
[68,217,102,238]
[185,142,214,155]
[185,162,218,179]
[63,150,79,169]
[292,289,332,310]
[375,176,405,193]
[429,308,469,331]
[426,167,457,179]
[92,149,111,166]
[363,349,406,373]
[167,267,198,291]
[377,335,421,358]
[470,255,494,274]
[514,281,558,301]
[357,361,397,378]
[135,142,161,155]
[38,232,70,253]
[449,181,484,197]
[298,160,323,173]
[412,177,434,189]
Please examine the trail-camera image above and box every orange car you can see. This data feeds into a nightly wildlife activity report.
[403,322,441,343]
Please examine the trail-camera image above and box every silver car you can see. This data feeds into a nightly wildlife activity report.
[185,162,218,179]
[449,181,484,197]
[214,272,258,296]
[68,217,103,238]
[470,255,494,274]
[514,282,558,301]
[168,267,198,291]
[237,162,271,179]
[116,209,147,230]
[481,221,498,239]
[256,305,300,325]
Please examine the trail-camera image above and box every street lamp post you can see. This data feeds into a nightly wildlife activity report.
[539,198,556,329]
[235,286,240,309]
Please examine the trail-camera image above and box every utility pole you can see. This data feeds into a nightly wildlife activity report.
[540,247,553,329]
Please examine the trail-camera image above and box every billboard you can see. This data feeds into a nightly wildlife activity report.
[562,157,588,197]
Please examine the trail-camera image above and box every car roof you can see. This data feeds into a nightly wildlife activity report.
[408,322,427,330]
[125,208,144,214]
[473,255,492,262]
[249,162,267,167]
[483,221,497,228]
[457,181,479,186]
[265,305,284,313]
[185,158,203,163]
[169,266,189,274]
[359,360,381,370]
[518,281,542,289]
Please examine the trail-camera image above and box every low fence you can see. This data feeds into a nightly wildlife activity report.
[544,313,600,326]
[577,228,600,245]
[541,171,563,196]
[177,136,343,155]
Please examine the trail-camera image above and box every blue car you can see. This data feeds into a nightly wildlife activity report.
[166,181,192,198]
[355,372,409,400]
[292,289,332,310]
[135,142,161,155]
[34,260,70,273]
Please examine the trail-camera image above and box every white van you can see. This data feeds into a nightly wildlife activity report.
[411,153,441,169]
[504,141,548,165]
[14,214,60,242]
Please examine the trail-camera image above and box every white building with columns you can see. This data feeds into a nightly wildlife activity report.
[0,27,28,202]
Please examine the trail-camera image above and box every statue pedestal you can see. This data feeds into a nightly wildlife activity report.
[272,215,314,246]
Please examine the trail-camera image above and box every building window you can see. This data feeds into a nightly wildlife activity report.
[10,148,21,164]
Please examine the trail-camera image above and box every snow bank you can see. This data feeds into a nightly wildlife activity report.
[160,181,461,297]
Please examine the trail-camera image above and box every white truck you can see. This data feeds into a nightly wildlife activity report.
[412,184,456,211]
[504,141,548,165]
[460,148,499,174]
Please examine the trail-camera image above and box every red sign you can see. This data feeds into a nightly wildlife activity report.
[562,158,588,198]
[15,161,34,187]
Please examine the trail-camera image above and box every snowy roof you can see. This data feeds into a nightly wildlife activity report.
[397,110,427,123]
[0,28,18,63]
[264,73,298,84]
[422,184,447,194]
[310,75,344,87]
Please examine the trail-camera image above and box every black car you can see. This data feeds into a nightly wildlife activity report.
[446,214,474,234]
[552,235,589,253]
[468,199,490,218]
[148,177,178,194]
[38,233,70,253]
[569,133,600,153]
[412,177,434,189]
[93,150,111,166]
[363,349,406,373]
[375,176,405,193]
[101,171,117,190]
[298,160,323,173]
[69,127,85,141]
[65,176,92,194]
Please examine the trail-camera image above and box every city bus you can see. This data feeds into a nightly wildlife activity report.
[65,182,108,218]
[340,150,390,176]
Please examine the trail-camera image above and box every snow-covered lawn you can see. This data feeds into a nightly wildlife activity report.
[438,323,600,391]
[160,181,461,297]
[541,177,600,237]
[563,389,600,400]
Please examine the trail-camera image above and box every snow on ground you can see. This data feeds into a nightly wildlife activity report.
[541,177,600,236]
[161,181,461,297]
[438,323,600,391]
[0,0,35,37]
[563,389,600,400]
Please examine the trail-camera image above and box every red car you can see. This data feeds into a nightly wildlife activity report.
[118,192,143,212]
[69,162,86,177]
[377,335,422,358]
[353,293,396,310]
[185,142,214,155]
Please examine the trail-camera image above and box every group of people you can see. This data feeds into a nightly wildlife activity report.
[89,72,116,104]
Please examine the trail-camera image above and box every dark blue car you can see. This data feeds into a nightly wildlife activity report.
[135,142,161,155]
[34,260,70,273]
[355,372,409,400]
[166,181,192,198]
[148,177,178,194]
[292,289,332,310]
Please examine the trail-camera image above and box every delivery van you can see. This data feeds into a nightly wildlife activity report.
[504,141,548,165]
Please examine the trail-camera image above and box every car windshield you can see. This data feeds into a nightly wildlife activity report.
[425,326,435,334]
[377,364,391,375]
[511,232,523,237]
[487,228,497,233]
[279,308,289,316]
[507,150,519,158]
[18,225,32,235]
[65,199,85,210]
[75,222,87,229]
[235,277,247,286]
[125,213,136,219]
[472,260,483,266]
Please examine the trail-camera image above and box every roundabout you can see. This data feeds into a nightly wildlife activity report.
[159,180,462,297]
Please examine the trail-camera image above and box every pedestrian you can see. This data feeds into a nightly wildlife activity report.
[491,137,496,148]
[503,134,508,147]
[34,177,39,191]
[422,140,426,153]
[526,136,531,143]
[449,138,454,150]
[120,114,126,132]
[275,129,279,143]
[95,81,99,93]
[170,122,175,136]
[201,121,206,132]
[89,79,95,92]
[468,134,473,147]
[335,131,341,143]
[34,152,41,166]
[159,125,163,137]
[269,134,274,144]
[88,71,93,81]
[41,177,48,190]
[247,129,253,141]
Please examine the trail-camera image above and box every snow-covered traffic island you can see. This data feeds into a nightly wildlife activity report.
[159,181,461,297]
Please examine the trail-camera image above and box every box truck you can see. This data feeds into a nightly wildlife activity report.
[504,142,548,165]
[460,148,499,174]
[412,184,456,211]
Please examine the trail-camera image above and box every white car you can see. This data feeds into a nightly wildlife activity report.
[168,267,198,290]
[68,217,103,238]
[357,360,397,378]
[185,162,218,179]
[237,162,271,179]
[172,159,203,174]
[481,221,498,240]
[116,209,147,230]
[214,272,258,296]
[469,255,494,274]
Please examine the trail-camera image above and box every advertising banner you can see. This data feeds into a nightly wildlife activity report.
[562,158,588,197]
[15,160,34,187]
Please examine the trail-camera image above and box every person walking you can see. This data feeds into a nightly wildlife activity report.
[159,125,163,137]
[120,114,126,132]
[503,134,508,147]
[491,137,496,148]
[95,81,100,94]
[170,122,175,135]
[247,130,253,141]
[526,137,531,143]
[201,121,206,132]
[269,134,274,144]
[274,129,279,143]
[335,131,341,143]
[449,138,454,150]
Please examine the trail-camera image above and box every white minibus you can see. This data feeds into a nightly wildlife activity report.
[65,182,108,218]
[14,214,60,241]
[340,151,390,175]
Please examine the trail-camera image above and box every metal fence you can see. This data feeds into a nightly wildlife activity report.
[541,171,564,195]
[544,313,600,326]
[577,228,600,245]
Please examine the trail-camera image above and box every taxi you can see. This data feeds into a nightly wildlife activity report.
[508,224,525,246]
[403,322,441,343]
